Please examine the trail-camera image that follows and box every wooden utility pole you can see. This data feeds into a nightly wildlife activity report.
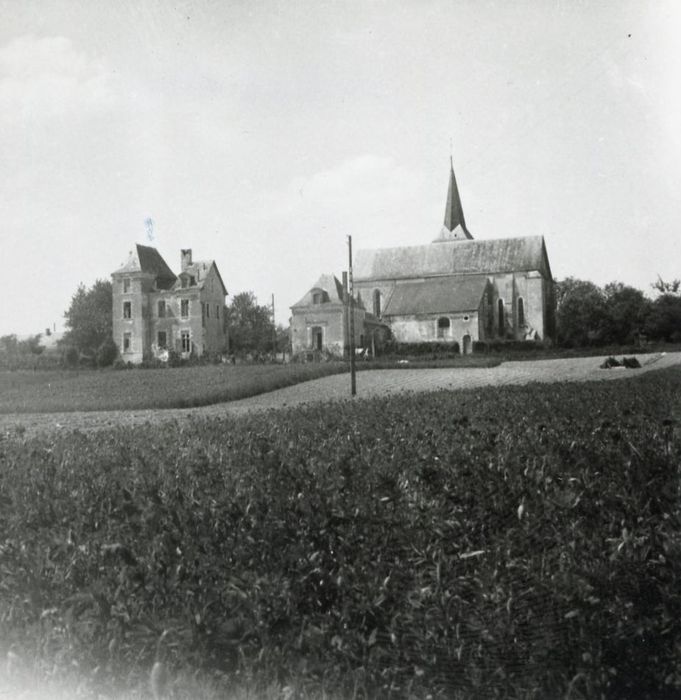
[342,271,350,358]
[348,235,357,396]
[271,294,277,360]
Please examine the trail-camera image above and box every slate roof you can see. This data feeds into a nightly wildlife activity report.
[442,158,473,239]
[354,236,550,281]
[114,244,177,290]
[383,276,489,316]
[291,274,348,308]
[175,260,228,296]
[114,246,227,295]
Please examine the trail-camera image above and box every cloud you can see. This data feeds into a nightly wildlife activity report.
[260,154,426,230]
[0,35,115,121]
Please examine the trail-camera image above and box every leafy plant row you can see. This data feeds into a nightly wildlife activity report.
[0,362,347,414]
[1,368,680,698]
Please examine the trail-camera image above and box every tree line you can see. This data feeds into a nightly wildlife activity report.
[556,276,681,347]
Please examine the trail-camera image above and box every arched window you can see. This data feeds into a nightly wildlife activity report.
[486,292,494,336]
[517,297,525,327]
[373,289,381,316]
[437,317,450,338]
[498,299,505,336]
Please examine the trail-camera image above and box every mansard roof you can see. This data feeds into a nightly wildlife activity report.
[113,244,177,290]
[383,275,490,316]
[354,236,551,282]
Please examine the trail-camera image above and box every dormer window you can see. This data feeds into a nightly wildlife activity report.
[190,276,196,286]
[312,292,322,305]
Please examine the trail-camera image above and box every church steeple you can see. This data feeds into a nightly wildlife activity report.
[434,157,473,242]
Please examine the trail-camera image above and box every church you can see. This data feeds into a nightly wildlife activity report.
[291,160,554,356]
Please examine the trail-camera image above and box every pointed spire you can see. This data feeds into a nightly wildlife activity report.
[443,156,472,238]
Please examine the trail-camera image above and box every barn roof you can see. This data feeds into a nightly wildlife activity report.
[354,236,550,281]
[383,276,489,316]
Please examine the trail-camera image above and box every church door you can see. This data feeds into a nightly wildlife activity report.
[463,334,472,355]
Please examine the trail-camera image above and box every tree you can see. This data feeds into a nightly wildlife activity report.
[0,334,45,369]
[646,277,681,342]
[63,279,114,360]
[601,282,651,345]
[646,294,681,342]
[651,276,680,295]
[19,334,44,355]
[275,324,290,356]
[0,334,18,356]
[555,277,608,347]
[226,291,276,356]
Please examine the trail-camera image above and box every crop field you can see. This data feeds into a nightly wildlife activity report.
[0,359,504,415]
[0,363,349,414]
[1,366,681,698]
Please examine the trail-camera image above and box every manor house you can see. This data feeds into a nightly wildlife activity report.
[112,245,228,363]
[291,160,554,356]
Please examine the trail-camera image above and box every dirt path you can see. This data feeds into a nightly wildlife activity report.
[2,352,680,438]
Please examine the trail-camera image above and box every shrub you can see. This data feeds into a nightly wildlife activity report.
[473,339,542,353]
[167,349,183,367]
[383,341,460,358]
[96,336,118,367]
[63,345,79,367]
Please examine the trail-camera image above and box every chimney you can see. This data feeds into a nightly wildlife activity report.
[181,249,192,271]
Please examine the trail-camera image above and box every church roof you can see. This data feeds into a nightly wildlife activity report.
[383,276,489,316]
[441,157,473,240]
[113,244,177,290]
[354,236,551,281]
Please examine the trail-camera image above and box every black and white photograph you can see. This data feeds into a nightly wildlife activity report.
[1,1,680,697]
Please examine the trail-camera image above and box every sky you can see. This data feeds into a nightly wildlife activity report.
[2,0,680,337]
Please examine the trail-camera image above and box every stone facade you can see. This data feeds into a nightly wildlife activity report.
[112,245,228,364]
[290,274,387,357]
[351,162,555,352]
